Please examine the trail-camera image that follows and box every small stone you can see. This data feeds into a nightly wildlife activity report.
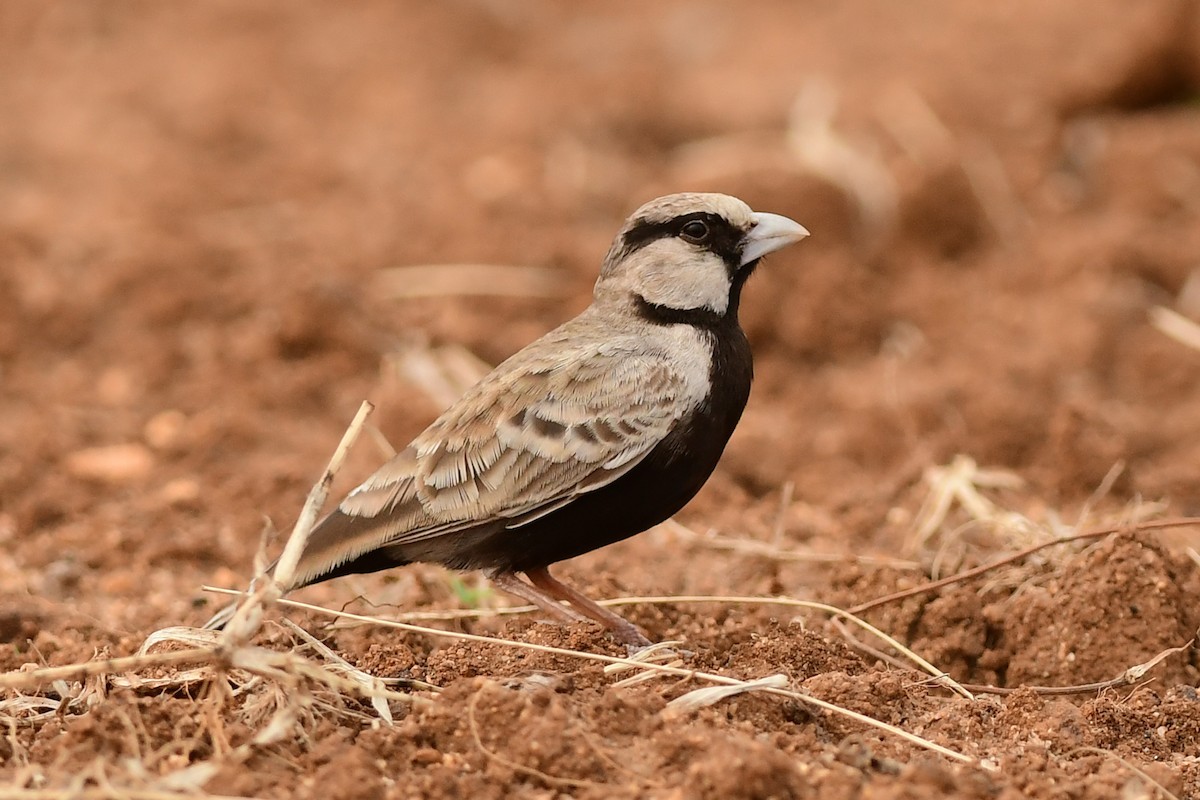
[144,410,188,450]
[159,477,201,506]
[411,747,442,765]
[97,367,138,406]
[64,443,154,484]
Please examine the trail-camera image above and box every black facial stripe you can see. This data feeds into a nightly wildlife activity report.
[634,295,726,329]
[618,212,745,273]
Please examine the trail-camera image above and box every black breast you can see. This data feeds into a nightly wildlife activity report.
[453,317,753,572]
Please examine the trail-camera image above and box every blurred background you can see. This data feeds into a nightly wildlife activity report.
[2,1,1200,626]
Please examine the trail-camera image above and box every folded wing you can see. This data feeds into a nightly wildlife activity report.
[288,337,689,588]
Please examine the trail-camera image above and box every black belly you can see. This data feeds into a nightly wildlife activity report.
[310,322,753,582]
[454,405,740,571]
[443,323,753,572]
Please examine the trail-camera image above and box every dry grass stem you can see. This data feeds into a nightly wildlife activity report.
[787,78,897,242]
[1073,460,1126,530]
[203,590,975,765]
[960,639,1194,696]
[0,791,255,800]
[383,341,493,408]
[877,84,955,166]
[606,641,687,688]
[604,594,971,699]
[852,517,1200,614]
[830,618,916,673]
[209,400,373,651]
[1149,305,1200,352]
[669,132,802,185]
[878,88,1028,242]
[0,648,211,692]
[664,674,789,717]
[279,618,439,722]
[1187,547,1200,569]
[1,615,425,779]
[959,140,1030,242]
[205,585,968,697]
[364,423,398,459]
[1115,639,1194,683]
[908,455,1032,556]
[272,400,374,591]
[771,481,794,547]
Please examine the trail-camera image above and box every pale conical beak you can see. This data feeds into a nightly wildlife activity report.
[740,212,809,266]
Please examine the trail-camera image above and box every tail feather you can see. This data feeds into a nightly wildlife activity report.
[202,509,410,631]
[285,508,411,591]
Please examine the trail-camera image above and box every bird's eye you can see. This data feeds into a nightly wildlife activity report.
[679,220,710,243]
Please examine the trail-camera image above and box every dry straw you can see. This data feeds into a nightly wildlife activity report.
[206,589,980,766]
[8,396,1200,795]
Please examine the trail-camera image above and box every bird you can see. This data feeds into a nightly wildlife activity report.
[283,193,808,647]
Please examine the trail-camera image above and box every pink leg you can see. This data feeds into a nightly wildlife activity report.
[486,569,588,624]
[525,566,651,648]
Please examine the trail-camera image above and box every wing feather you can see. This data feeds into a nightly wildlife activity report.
[289,323,703,588]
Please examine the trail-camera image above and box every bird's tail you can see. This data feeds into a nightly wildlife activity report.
[202,509,408,630]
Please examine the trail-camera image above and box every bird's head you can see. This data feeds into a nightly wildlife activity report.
[596,193,808,321]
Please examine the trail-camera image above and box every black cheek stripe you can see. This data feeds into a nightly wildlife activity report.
[619,212,745,275]
[634,296,726,329]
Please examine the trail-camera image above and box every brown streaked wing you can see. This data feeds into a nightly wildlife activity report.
[290,340,689,581]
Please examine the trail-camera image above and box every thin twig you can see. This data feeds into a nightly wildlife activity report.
[273,401,374,590]
[0,791,255,800]
[601,595,971,700]
[1149,306,1200,352]
[0,649,212,691]
[664,675,790,717]
[959,640,1193,696]
[771,482,794,547]
[202,590,977,765]
[204,586,970,699]
[1073,461,1125,531]
[850,517,1200,614]
[830,618,914,672]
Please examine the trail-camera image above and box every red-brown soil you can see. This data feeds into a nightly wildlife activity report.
[4,3,1200,798]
